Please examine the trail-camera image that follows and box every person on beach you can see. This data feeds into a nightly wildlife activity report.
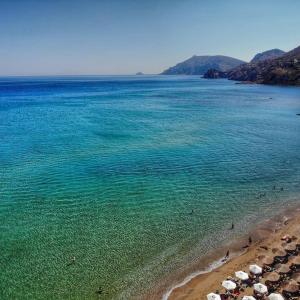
[242,236,252,249]
[221,250,230,262]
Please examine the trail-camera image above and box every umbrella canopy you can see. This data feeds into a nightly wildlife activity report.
[272,248,286,258]
[282,280,299,293]
[276,264,291,274]
[284,242,297,252]
[264,272,280,283]
[249,264,262,275]
[207,293,221,300]
[290,255,300,266]
[253,283,268,294]
[268,293,284,300]
[260,256,274,266]
[222,280,236,290]
[242,297,256,300]
[235,271,249,281]
[291,272,300,283]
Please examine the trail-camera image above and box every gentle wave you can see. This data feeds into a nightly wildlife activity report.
[162,257,226,300]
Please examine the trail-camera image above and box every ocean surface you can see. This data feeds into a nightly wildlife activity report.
[0,75,300,299]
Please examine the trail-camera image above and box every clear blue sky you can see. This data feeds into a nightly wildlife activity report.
[0,0,299,75]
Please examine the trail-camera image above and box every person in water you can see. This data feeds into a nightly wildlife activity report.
[230,223,234,230]
[67,256,76,266]
[96,287,103,295]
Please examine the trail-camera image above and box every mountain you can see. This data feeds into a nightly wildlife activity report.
[250,49,285,63]
[161,55,245,75]
[227,45,300,85]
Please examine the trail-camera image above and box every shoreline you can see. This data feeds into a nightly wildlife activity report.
[162,257,227,300]
[143,202,300,300]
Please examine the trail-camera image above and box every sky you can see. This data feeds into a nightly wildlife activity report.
[0,0,299,76]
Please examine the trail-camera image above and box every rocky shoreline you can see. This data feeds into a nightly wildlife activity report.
[203,45,300,86]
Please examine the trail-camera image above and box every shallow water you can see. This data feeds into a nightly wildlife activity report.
[0,76,300,299]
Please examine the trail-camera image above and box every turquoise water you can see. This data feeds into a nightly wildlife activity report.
[0,76,300,299]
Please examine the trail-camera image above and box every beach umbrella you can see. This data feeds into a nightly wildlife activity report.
[290,255,300,266]
[207,293,221,300]
[242,296,256,300]
[282,280,299,294]
[284,242,297,252]
[260,256,274,266]
[253,283,268,294]
[268,293,284,300]
[274,241,286,248]
[272,248,286,258]
[276,264,291,274]
[222,280,236,290]
[264,272,280,283]
[249,264,262,275]
[291,272,300,283]
[235,271,249,281]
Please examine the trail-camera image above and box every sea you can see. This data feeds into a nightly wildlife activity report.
[1,75,300,299]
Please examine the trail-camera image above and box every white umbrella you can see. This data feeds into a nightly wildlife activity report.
[254,283,268,294]
[235,271,249,280]
[207,293,221,300]
[242,297,256,300]
[268,294,284,300]
[249,264,262,275]
[222,280,236,290]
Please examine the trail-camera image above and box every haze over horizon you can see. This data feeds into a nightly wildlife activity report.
[1,0,299,76]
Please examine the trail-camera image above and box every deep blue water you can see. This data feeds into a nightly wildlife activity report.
[0,75,300,299]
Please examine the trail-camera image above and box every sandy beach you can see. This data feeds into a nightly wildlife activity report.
[163,205,300,300]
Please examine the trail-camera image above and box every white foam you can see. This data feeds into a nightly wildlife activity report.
[162,257,225,300]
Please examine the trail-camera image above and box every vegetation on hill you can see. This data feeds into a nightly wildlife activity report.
[250,49,285,63]
[161,55,245,75]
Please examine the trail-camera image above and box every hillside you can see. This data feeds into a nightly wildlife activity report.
[161,55,245,75]
[250,49,285,63]
[227,45,300,85]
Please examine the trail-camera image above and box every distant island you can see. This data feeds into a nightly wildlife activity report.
[160,55,245,75]
[203,46,300,86]
[136,72,145,75]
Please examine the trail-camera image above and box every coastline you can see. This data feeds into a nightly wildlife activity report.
[146,203,300,300]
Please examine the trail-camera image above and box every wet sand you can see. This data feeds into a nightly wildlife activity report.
[165,205,300,300]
